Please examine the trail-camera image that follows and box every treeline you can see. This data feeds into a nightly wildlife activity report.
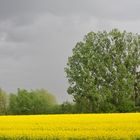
[0,87,140,115]
[0,88,78,115]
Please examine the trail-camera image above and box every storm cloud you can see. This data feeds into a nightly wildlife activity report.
[0,0,140,103]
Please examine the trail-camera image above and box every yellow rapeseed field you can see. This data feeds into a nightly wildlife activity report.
[0,113,140,139]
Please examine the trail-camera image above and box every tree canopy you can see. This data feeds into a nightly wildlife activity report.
[65,29,140,113]
[9,89,57,115]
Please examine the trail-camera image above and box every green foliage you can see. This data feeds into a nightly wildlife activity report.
[0,88,8,115]
[59,101,76,114]
[8,94,18,114]
[65,29,140,113]
[9,89,57,115]
[7,88,77,115]
[30,89,57,114]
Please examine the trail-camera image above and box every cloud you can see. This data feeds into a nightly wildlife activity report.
[0,0,140,102]
[0,0,140,22]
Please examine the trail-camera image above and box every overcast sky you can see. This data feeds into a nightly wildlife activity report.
[0,0,140,103]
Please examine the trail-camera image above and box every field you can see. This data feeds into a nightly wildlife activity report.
[0,113,140,140]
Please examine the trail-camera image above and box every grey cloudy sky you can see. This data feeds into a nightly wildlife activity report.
[0,0,140,103]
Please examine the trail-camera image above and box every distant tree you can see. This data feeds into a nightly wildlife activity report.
[0,88,8,115]
[74,98,94,113]
[65,29,140,113]
[48,104,62,114]
[60,101,76,114]
[8,93,18,114]
[9,89,57,115]
[31,89,57,114]
[9,89,33,115]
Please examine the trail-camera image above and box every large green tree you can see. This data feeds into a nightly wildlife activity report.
[65,29,140,113]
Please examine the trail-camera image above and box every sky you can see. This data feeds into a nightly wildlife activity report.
[0,0,140,103]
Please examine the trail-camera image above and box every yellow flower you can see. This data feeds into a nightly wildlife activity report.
[0,113,139,139]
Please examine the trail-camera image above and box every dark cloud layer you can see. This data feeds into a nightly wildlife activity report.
[0,0,140,102]
[0,0,140,21]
